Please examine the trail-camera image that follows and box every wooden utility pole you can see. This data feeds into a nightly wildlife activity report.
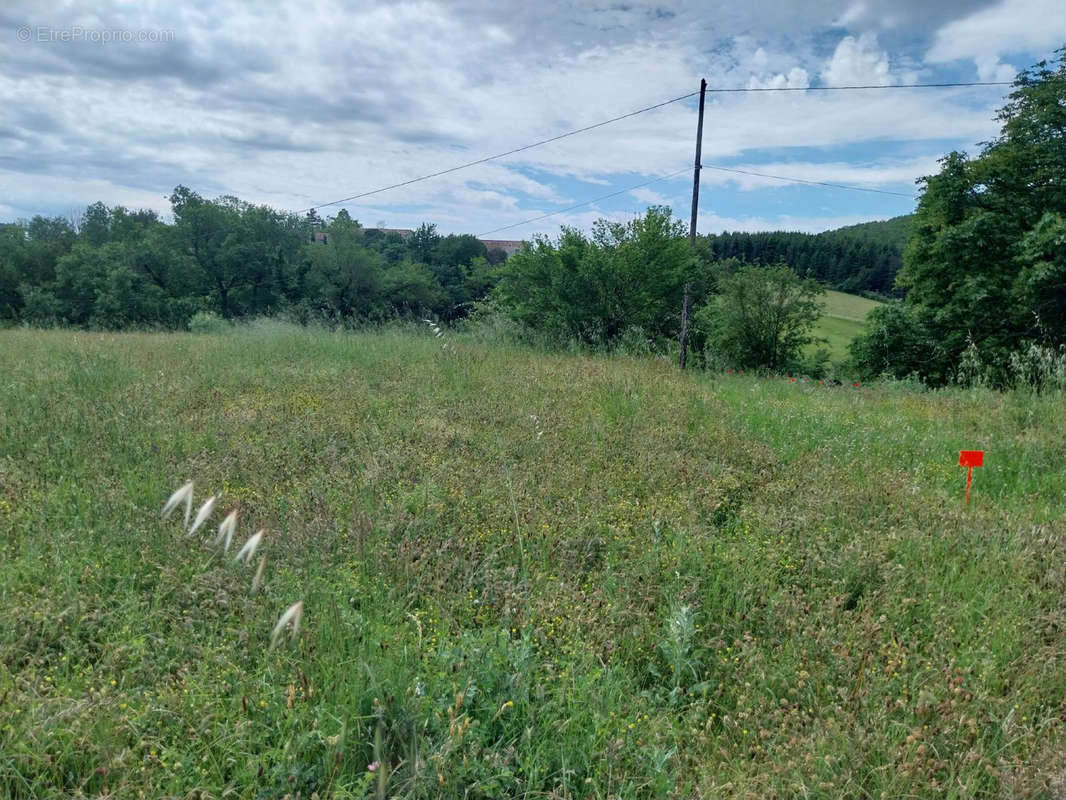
[679,78,707,370]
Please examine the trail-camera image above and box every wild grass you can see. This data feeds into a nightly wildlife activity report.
[810,289,884,362]
[1,324,1065,798]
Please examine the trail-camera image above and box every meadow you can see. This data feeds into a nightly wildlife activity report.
[2,323,1065,799]
[809,290,884,362]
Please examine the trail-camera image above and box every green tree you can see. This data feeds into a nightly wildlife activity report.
[168,186,303,317]
[855,49,1066,384]
[1015,212,1066,340]
[380,260,446,315]
[697,263,824,371]
[848,302,945,382]
[495,207,693,346]
[303,211,383,319]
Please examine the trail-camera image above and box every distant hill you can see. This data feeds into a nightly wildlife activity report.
[820,215,913,251]
[699,214,913,297]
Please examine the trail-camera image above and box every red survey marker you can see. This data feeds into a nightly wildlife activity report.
[958,450,984,504]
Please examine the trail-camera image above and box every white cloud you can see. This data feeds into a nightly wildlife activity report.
[628,187,673,206]
[834,3,868,27]
[697,210,890,234]
[0,0,1053,235]
[821,33,893,86]
[927,0,1066,68]
[698,156,939,192]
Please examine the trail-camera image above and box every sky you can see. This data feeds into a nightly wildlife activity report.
[1,0,1064,238]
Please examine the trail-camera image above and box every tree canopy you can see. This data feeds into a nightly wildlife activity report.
[852,48,1066,385]
[0,189,504,329]
[696,263,824,371]
[493,207,694,347]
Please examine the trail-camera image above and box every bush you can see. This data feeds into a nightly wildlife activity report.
[187,310,229,334]
[696,263,824,371]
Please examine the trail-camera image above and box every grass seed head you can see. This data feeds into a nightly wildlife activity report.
[271,600,304,648]
[161,481,194,528]
[214,510,238,552]
[235,529,264,565]
[251,556,267,593]
[187,495,216,537]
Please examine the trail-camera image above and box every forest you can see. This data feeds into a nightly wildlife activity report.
[0,194,905,333]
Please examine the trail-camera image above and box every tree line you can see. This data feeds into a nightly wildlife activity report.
[698,219,908,298]
[0,189,507,329]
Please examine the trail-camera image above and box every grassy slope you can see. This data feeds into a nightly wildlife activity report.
[2,325,1065,798]
[811,290,884,362]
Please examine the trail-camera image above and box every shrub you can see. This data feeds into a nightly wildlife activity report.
[188,310,229,334]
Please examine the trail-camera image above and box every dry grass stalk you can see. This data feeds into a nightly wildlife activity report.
[214,511,238,552]
[251,556,267,593]
[188,495,216,537]
[271,600,304,648]
[161,481,194,529]
[234,530,264,565]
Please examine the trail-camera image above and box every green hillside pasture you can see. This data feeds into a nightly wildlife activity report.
[811,289,884,362]
[1,324,1065,798]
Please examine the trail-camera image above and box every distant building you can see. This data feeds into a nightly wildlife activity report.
[479,239,525,257]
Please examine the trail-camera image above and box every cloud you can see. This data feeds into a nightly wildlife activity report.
[697,210,890,234]
[821,33,893,86]
[629,187,672,205]
[0,0,1054,236]
[927,0,1066,68]
[698,156,939,192]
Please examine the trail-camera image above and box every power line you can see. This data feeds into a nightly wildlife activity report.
[705,80,1011,93]
[700,164,916,197]
[477,167,690,237]
[297,91,700,214]
[301,79,1008,217]
[480,160,918,237]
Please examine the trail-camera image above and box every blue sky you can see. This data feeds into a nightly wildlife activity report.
[1,0,1064,236]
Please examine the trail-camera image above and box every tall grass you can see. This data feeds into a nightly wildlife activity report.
[1,325,1065,798]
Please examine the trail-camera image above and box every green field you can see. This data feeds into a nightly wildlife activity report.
[3,325,1066,798]
[811,290,884,362]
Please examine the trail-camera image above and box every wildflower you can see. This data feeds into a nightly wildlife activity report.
[187,495,216,537]
[214,511,238,552]
[368,761,380,772]
[161,481,194,529]
[234,530,264,565]
[270,600,304,648]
